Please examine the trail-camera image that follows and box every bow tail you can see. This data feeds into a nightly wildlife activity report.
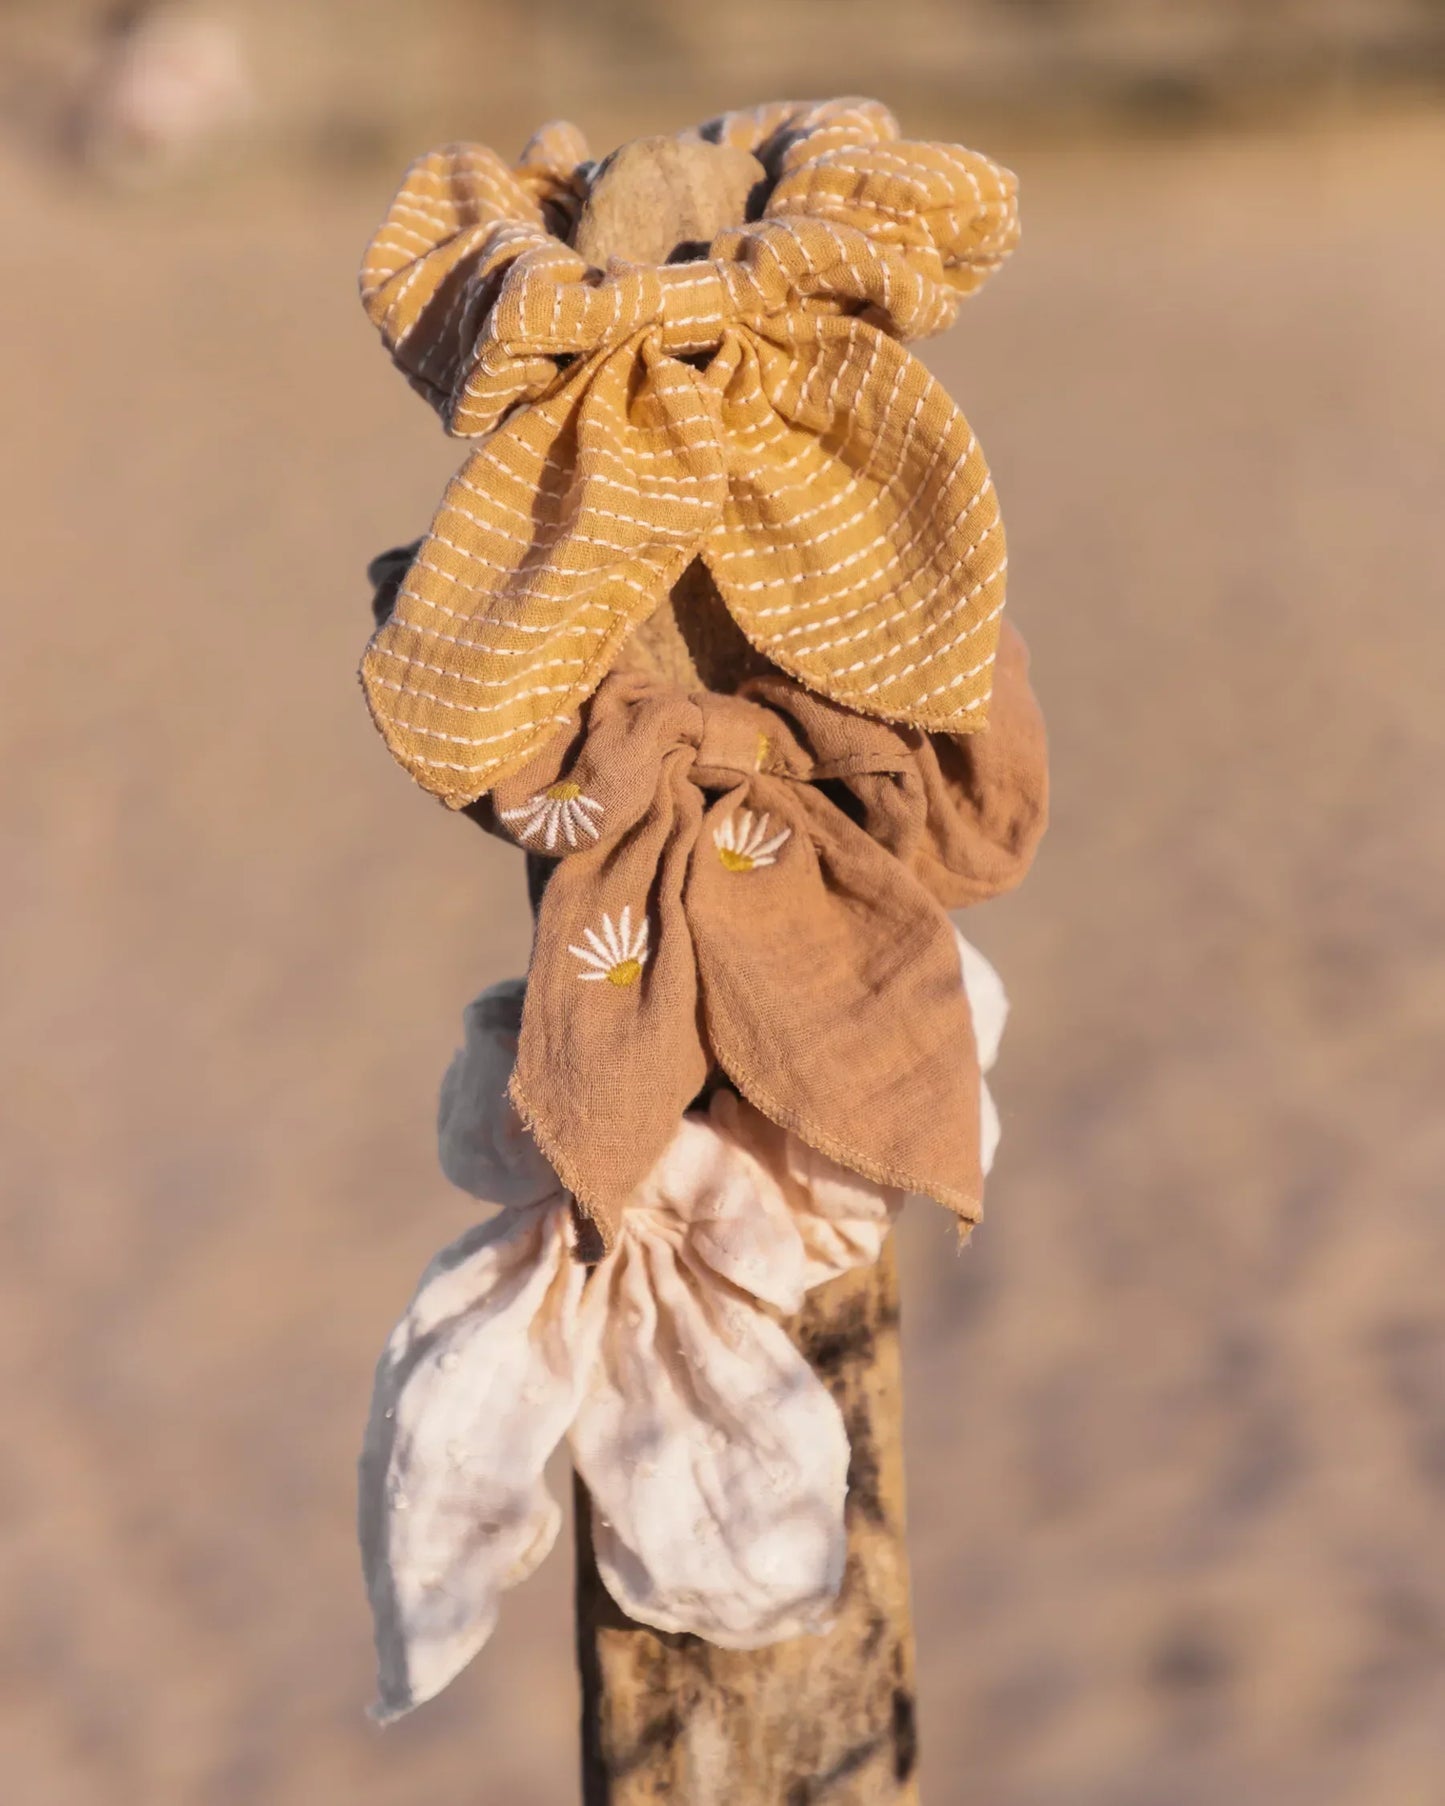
[361,339,726,806]
[571,1224,848,1647]
[510,779,712,1247]
[693,785,985,1224]
[359,1206,590,1721]
[702,322,1006,736]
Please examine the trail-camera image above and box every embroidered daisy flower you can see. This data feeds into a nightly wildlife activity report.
[569,906,649,987]
[499,780,603,851]
[713,809,790,873]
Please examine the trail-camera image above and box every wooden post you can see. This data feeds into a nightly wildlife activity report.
[559,138,923,1804]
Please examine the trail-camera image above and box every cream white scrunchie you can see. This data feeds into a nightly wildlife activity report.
[360,932,1006,1721]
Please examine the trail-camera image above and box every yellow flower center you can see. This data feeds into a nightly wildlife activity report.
[545,780,582,801]
[718,847,756,873]
[606,958,642,987]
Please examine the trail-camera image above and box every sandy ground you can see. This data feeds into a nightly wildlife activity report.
[2,108,1443,1806]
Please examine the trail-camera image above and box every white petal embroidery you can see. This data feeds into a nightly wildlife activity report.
[713,808,791,872]
[567,905,649,986]
[499,780,603,852]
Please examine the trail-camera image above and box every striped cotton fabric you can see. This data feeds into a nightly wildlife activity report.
[360,98,1020,806]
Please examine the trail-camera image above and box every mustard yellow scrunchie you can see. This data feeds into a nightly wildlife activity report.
[360,98,1020,805]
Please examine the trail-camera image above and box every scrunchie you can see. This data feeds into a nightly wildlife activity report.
[358,98,1020,803]
[362,961,1007,1718]
[464,621,1045,1243]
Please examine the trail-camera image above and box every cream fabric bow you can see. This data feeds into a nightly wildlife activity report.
[361,939,1005,1719]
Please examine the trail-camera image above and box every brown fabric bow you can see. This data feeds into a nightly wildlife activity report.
[358,98,1020,804]
[476,623,1046,1245]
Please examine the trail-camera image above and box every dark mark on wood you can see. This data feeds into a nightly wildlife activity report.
[786,1730,887,1802]
[845,1400,887,1527]
[805,1297,878,1382]
[891,1687,919,1782]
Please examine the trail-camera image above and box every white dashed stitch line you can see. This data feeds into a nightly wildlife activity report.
[452,465,716,540]
[382,250,445,344]
[375,710,562,750]
[369,643,589,689]
[753,496,996,649]
[385,609,616,660]
[768,555,1004,682]
[431,492,706,568]
[371,672,578,718]
[413,528,669,603]
[829,576,1007,689]
[401,715,572,773]
[394,576,624,628]
[891,652,997,710]
[456,431,704,502]
[387,198,453,235]
[722,367,940,566]
[369,219,437,257]
[861,143,990,212]
[719,431,984,601]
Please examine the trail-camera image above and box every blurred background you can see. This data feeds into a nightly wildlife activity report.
[2,2,1443,1802]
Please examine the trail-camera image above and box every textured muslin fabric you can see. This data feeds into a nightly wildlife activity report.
[359,1201,594,1723]
[434,977,555,1205]
[361,982,959,1718]
[460,621,1045,1244]
[358,98,1020,802]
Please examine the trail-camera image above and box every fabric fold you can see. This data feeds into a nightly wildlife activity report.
[703,323,1005,733]
[359,1203,595,1721]
[691,780,980,1212]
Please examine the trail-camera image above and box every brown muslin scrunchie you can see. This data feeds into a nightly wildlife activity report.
[469,623,1045,1244]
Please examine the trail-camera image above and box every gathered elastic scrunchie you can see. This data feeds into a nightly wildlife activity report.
[358,98,1020,803]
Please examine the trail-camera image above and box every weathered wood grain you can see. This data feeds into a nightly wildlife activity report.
[573,135,767,269]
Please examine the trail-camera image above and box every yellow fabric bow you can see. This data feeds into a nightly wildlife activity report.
[360,98,1020,805]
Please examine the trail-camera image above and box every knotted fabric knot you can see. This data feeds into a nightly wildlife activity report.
[358,98,1020,804]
